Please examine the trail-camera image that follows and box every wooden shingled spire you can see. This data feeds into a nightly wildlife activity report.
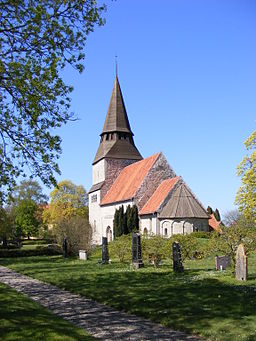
[93,76,142,164]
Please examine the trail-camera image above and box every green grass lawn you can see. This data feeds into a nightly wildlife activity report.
[0,282,96,341]
[1,253,256,341]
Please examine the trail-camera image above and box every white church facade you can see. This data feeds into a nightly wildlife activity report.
[89,76,209,245]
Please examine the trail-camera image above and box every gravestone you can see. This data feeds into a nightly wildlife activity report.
[215,255,231,271]
[235,244,248,281]
[172,242,183,273]
[102,237,109,264]
[132,233,144,269]
[79,250,87,261]
[62,238,68,258]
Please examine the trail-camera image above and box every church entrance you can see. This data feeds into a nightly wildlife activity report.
[106,226,113,242]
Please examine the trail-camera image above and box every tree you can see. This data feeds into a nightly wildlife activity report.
[11,179,48,204]
[235,130,256,222]
[0,207,12,247]
[110,234,132,263]
[207,206,213,215]
[214,208,221,222]
[15,199,40,238]
[142,234,168,267]
[113,205,139,238]
[55,216,92,255]
[209,216,256,267]
[0,1,105,201]
[222,209,241,227]
[43,180,88,225]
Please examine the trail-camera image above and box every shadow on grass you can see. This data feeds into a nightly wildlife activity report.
[0,283,96,340]
[1,256,256,340]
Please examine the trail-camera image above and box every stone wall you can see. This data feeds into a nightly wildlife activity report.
[134,153,176,210]
[101,158,137,199]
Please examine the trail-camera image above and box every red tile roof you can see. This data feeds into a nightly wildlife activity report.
[139,177,180,215]
[101,153,160,205]
[209,214,221,231]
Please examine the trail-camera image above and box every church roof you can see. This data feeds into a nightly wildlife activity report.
[159,182,209,219]
[102,76,133,135]
[101,153,160,205]
[93,76,142,164]
[139,177,180,215]
[209,214,221,231]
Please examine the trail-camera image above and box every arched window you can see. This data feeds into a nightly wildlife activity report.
[143,228,148,235]
[164,228,168,236]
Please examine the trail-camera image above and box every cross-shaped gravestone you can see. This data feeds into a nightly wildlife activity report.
[102,237,109,264]
[132,233,144,269]
[172,242,184,273]
[235,244,248,281]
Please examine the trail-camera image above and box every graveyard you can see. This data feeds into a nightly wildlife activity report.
[1,235,256,341]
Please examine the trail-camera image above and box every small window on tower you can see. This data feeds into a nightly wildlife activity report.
[91,194,97,203]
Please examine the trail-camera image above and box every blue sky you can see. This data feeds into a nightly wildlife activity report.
[44,0,256,217]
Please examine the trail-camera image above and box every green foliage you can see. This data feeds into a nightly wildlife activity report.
[113,205,139,238]
[0,1,105,201]
[235,130,256,222]
[142,234,169,267]
[110,234,132,262]
[55,216,92,256]
[214,208,221,222]
[10,179,48,204]
[207,206,213,215]
[0,246,60,258]
[168,234,200,262]
[43,180,88,226]
[209,216,256,266]
[190,231,211,239]
[15,199,40,238]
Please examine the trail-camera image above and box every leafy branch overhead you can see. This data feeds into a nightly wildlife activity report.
[0,1,105,198]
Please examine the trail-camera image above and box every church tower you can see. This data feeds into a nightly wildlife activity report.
[89,76,142,243]
[91,76,142,197]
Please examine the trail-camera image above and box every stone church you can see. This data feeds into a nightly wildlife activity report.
[89,76,209,244]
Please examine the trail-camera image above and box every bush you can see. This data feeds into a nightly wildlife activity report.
[190,231,211,239]
[142,234,169,267]
[54,216,92,256]
[168,234,200,262]
[110,234,132,262]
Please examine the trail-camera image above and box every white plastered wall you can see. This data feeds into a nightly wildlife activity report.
[159,218,209,237]
[92,159,105,185]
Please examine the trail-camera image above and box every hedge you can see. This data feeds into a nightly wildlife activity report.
[0,246,62,258]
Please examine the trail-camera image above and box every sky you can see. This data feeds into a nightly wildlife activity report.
[42,0,256,217]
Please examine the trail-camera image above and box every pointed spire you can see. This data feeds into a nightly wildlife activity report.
[101,76,133,135]
[93,76,142,165]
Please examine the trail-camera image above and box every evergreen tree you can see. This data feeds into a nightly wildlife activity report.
[214,208,221,222]
[207,206,213,215]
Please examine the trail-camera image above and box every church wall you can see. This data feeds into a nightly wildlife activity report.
[140,215,158,235]
[100,158,137,199]
[159,218,209,237]
[135,153,176,210]
[89,189,102,244]
[92,159,105,185]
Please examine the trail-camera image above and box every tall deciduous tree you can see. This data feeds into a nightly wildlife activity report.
[15,199,40,238]
[11,179,48,204]
[235,130,256,222]
[0,1,105,200]
[43,180,88,225]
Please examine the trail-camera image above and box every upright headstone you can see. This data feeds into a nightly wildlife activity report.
[215,255,231,271]
[62,238,68,258]
[102,237,109,264]
[132,233,144,269]
[235,244,248,281]
[79,250,87,261]
[172,242,184,273]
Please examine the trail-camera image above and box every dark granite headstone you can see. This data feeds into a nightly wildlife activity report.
[132,233,144,269]
[215,255,231,270]
[62,238,68,258]
[172,242,183,273]
[235,244,248,281]
[102,237,109,264]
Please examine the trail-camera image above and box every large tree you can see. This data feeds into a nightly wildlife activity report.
[11,179,48,204]
[15,199,40,238]
[235,130,256,222]
[43,180,88,225]
[0,1,105,200]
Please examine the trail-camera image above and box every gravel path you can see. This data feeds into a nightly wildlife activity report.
[0,265,202,340]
